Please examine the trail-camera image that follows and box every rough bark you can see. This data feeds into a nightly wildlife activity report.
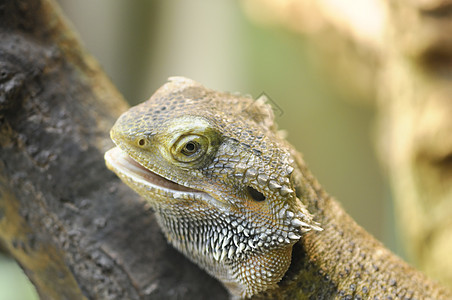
[242,0,452,288]
[0,0,227,299]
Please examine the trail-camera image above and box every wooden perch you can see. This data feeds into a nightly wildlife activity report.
[0,0,227,299]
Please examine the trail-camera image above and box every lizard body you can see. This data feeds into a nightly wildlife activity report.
[104,77,451,299]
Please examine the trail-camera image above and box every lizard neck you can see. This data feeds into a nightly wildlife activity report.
[254,183,451,299]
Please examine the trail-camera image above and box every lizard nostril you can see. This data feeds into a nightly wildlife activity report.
[247,186,266,202]
[138,139,146,146]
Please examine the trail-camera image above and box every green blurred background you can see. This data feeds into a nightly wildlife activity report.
[0,1,394,299]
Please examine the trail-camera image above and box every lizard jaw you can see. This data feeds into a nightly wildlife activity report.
[105,146,230,213]
[105,147,200,193]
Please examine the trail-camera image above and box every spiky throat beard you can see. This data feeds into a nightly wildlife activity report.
[153,204,309,298]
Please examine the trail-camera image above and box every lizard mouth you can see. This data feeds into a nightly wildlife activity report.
[105,147,199,193]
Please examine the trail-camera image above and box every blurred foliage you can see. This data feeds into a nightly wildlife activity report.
[0,1,392,298]
[0,254,37,300]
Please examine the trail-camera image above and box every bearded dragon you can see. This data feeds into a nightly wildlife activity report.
[104,77,451,299]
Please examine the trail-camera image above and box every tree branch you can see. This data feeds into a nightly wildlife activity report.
[0,0,227,299]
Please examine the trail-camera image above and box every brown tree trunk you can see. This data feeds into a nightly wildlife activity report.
[0,0,227,299]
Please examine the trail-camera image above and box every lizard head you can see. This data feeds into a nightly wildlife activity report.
[105,77,321,298]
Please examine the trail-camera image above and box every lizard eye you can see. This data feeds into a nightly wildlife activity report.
[171,134,208,163]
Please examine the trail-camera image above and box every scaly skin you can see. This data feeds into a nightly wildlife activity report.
[104,77,451,299]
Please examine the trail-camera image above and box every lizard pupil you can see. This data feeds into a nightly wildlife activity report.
[183,141,198,154]
[247,186,266,202]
